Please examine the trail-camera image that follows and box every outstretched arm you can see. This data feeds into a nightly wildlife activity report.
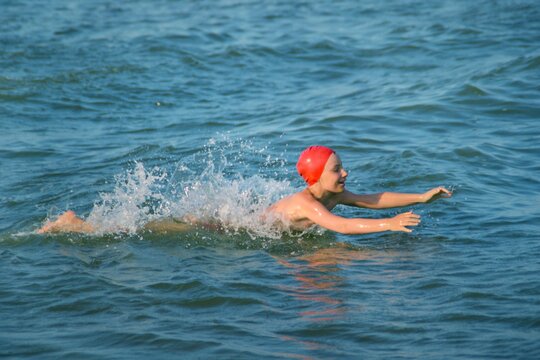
[303,200,421,235]
[339,187,452,209]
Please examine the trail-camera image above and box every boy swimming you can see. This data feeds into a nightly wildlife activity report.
[37,145,451,234]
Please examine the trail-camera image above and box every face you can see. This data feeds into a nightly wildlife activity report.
[318,153,348,193]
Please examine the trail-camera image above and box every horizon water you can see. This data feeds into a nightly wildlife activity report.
[1,0,540,359]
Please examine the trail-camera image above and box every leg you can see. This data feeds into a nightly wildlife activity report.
[143,219,193,233]
[144,216,224,234]
[37,211,94,234]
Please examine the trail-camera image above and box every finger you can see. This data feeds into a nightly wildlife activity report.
[402,227,412,233]
[405,215,420,221]
[405,216,420,223]
[402,211,417,217]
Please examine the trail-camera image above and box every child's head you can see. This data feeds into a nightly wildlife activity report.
[296,146,335,185]
[297,146,348,191]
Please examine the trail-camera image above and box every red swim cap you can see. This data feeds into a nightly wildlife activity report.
[296,146,335,186]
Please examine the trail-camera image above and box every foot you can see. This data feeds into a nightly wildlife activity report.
[37,211,93,234]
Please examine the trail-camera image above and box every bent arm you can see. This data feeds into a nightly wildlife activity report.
[340,187,452,209]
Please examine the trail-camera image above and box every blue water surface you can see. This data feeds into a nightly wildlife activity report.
[1,0,540,359]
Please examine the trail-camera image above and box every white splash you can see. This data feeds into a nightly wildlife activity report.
[86,162,167,234]
[82,136,297,239]
[170,172,292,239]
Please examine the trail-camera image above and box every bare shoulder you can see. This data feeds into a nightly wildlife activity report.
[271,190,308,210]
[268,190,316,221]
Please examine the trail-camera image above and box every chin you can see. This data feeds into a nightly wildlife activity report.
[334,184,346,193]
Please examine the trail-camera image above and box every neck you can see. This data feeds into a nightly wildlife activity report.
[306,184,336,207]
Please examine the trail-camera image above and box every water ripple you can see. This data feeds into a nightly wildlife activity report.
[1,0,540,359]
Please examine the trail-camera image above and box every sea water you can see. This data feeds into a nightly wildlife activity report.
[1,0,539,358]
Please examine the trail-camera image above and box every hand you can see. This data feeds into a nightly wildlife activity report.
[422,186,452,203]
[389,211,421,233]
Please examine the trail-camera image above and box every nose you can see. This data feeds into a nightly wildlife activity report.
[341,168,348,178]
